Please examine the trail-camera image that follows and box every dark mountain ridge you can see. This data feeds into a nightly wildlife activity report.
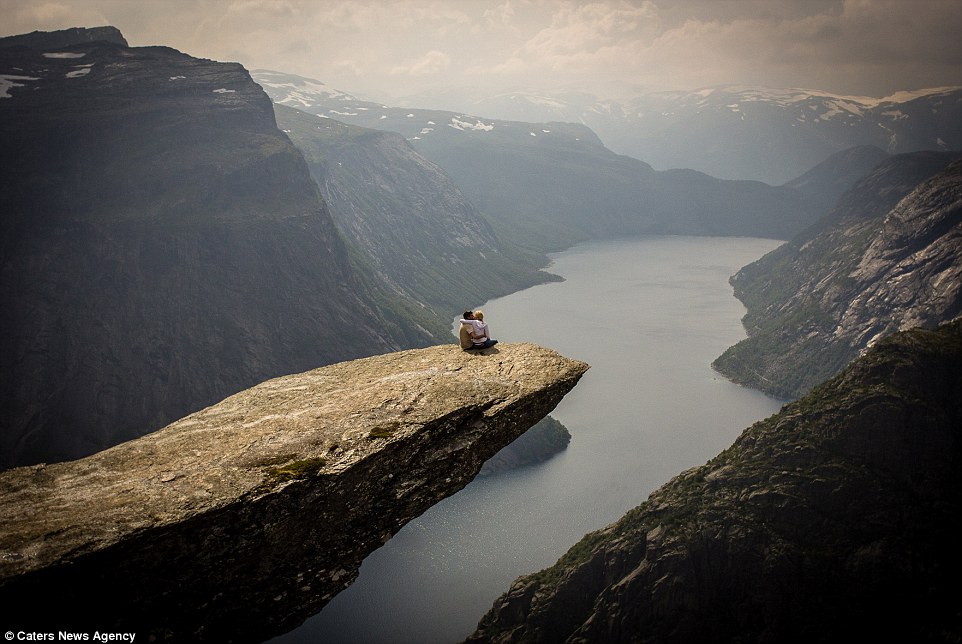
[0,29,433,469]
[0,25,128,49]
[469,319,962,643]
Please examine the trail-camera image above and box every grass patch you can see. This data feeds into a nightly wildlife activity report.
[265,457,328,484]
[368,423,399,439]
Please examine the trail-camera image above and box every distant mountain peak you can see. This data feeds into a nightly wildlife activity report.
[877,86,962,104]
[412,83,961,184]
[0,26,128,49]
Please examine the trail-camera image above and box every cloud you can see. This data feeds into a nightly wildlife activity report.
[321,1,386,33]
[1,0,110,34]
[227,0,296,18]
[1,0,960,99]
[483,1,517,31]
[633,0,962,93]
[519,1,660,70]
[465,0,962,95]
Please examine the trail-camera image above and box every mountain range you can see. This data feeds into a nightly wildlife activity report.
[423,84,962,186]
[254,70,820,251]
[466,149,962,643]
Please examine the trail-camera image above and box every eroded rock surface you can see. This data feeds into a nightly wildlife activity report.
[714,153,962,399]
[0,343,588,642]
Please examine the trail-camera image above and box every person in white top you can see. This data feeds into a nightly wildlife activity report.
[460,310,498,350]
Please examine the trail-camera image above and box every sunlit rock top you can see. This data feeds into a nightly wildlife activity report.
[0,342,588,641]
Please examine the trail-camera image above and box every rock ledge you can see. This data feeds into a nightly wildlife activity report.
[0,342,588,642]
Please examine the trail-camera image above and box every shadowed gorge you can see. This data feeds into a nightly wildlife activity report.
[273,103,557,326]
[0,343,588,642]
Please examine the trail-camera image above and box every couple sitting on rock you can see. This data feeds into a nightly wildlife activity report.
[459,310,498,351]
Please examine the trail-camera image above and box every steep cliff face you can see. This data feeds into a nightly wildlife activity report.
[254,70,817,252]
[0,343,589,642]
[273,104,556,328]
[713,152,962,399]
[0,29,433,469]
[469,321,962,643]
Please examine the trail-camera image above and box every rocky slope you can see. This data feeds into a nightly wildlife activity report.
[254,71,817,251]
[468,320,962,643]
[0,343,589,642]
[273,104,556,323]
[0,29,435,469]
[713,152,962,399]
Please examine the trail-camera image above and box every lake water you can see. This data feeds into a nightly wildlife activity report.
[273,236,784,643]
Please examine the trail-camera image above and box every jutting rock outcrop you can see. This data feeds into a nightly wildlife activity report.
[0,343,588,643]
[468,321,962,643]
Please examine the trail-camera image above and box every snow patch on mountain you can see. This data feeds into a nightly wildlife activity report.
[0,74,39,98]
[880,87,961,104]
[251,69,356,108]
[250,68,961,184]
[495,92,567,110]
[449,117,494,132]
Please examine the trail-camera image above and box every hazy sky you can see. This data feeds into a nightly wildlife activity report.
[3,0,962,101]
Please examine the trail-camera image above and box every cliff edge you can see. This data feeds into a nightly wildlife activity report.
[0,343,588,642]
